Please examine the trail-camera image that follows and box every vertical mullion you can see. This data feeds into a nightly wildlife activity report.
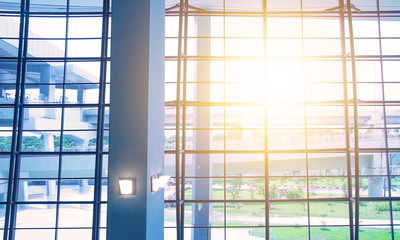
[3,0,27,239]
[376,1,395,239]
[339,0,354,239]
[91,0,110,239]
[175,1,185,239]
[180,0,189,237]
[262,0,269,239]
[299,2,312,239]
[223,0,227,239]
[55,0,70,239]
[345,1,361,239]
[8,0,30,238]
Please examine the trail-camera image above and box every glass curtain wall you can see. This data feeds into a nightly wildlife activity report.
[165,0,400,239]
[0,0,110,239]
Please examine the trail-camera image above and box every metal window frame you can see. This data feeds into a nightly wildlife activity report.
[166,1,400,240]
[0,0,110,239]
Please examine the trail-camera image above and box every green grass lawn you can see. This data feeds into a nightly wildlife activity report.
[250,227,393,239]
[181,189,398,221]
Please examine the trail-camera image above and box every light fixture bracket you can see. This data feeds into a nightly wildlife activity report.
[151,174,171,192]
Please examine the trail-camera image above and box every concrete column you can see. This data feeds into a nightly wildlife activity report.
[77,86,85,104]
[366,153,385,197]
[39,65,56,118]
[107,0,165,239]
[79,179,90,209]
[46,180,57,209]
[75,138,90,151]
[18,180,28,201]
[43,134,54,151]
[192,16,212,240]
[0,172,8,204]
[79,179,89,194]
[46,180,57,199]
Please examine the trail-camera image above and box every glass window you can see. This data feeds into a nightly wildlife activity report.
[0,0,110,238]
[166,1,400,239]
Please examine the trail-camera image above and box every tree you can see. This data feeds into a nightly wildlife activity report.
[0,136,12,151]
[269,184,278,199]
[22,136,44,151]
[249,181,256,200]
[228,177,243,200]
[254,179,265,198]
[342,182,348,197]
[227,176,243,209]
[286,187,303,199]
[54,136,76,149]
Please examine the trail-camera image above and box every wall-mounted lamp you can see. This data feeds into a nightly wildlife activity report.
[151,175,171,192]
[119,178,136,195]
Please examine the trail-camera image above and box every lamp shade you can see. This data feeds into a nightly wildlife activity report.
[119,178,136,195]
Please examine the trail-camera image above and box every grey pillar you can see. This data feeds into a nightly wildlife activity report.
[79,179,89,194]
[43,134,54,152]
[0,173,6,203]
[366,154,385,197]
[46,180,57,199]
[18,180,28,202]
[39,65,55,117]
[77,85,85,104]
[107,0,165,240]
[365,113,385,197]
[46,180,57,209]
[192,16,212,240]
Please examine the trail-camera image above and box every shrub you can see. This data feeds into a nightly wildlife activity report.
[286,187,303,199]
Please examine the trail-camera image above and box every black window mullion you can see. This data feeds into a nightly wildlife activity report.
[345,0,361,239]
[175,1,185,240]
[91,0,110,239]
[7,0,31,239]
[376,0,395,239]
[338,0,355,239]
[262,0,269,239]
[54,0,70,239]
